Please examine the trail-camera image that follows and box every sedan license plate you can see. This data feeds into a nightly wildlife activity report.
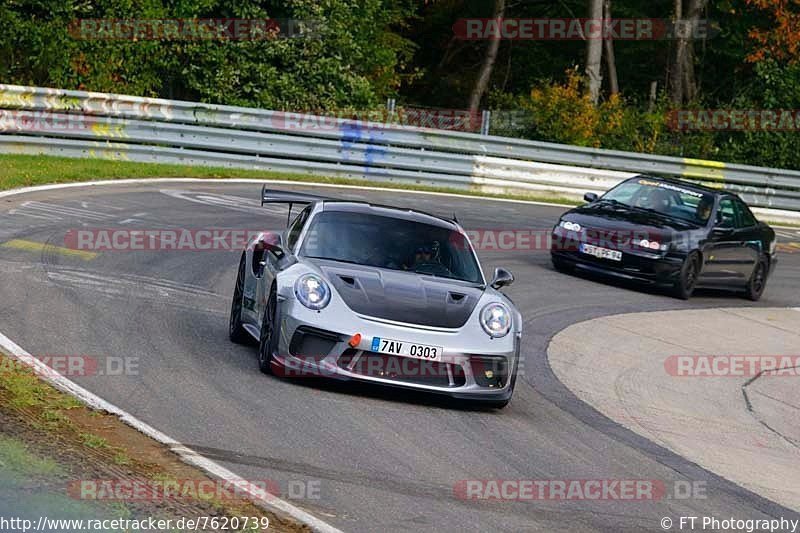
[580,243,622,261]
[371,337,442,362]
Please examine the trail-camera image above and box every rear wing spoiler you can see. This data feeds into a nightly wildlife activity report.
[261,186,331,206]
[261,185,334,225]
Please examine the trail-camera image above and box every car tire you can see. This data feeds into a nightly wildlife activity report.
[258,284,279,375]
[745,258,768,302]
[229,254,250,344]
[552,256,573,274]
[672,252,701,300]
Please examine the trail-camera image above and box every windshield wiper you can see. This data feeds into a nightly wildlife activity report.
[597,198,624,207]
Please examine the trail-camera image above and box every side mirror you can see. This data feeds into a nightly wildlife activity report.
[490,267,514,289]
[264,240,286,259]
[584,192,599,203]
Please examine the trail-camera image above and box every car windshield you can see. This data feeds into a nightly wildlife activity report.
[601,178,715,225]
[300,210,483,284]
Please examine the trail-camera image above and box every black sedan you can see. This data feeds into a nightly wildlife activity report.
[550,176,778,300]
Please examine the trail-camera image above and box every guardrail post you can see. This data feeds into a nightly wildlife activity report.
[480,110,491,136]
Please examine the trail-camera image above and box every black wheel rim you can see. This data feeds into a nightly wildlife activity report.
[229,260,244,334]
[685,256,699,290]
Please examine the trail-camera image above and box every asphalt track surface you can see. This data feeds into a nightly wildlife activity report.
[1,182,799,532]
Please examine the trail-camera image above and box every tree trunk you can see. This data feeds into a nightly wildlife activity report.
[670,0,685,104]
[670,0,707,104]
[585,0,604,104]
[603,0,619,95]
[468,0,506,114]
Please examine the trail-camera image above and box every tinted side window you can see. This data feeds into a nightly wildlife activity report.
[717,199,737,228]
[735,200,757,227]
[287,206,311,250]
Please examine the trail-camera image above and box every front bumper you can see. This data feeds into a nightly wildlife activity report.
[271,298,519,401]
[551,235,685,286]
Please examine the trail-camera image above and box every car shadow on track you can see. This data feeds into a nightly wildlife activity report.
[550,265,749,301]
[266,373,508,412]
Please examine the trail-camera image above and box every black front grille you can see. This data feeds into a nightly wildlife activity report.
[339,351,465,388]
[289,327,340,360]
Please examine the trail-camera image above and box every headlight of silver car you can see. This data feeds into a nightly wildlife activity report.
[294,274,331,310]
[480,303,512,338]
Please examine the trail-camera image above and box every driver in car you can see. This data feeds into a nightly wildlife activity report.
[696,197,714,223]
[408,244,433,269]
[405,242,445,271]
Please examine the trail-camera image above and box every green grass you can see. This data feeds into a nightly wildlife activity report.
[0,153,579,206]
[80,433,108,449]
[113,452,132,466]
[0,357,81,410]
[0,435,63,478]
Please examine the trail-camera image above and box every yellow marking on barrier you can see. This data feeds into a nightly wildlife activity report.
[684,158,725,168]
[91,123,110,137]
[682,158,726,180]
[0,91,32,109]
[1,239,98,260]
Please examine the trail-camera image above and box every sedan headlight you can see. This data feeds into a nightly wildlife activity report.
[480,303,512,338]
[638,239,669,252]
[559,220,582,232]
[294,274,331,310]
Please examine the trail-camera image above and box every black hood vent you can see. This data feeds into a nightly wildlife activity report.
[311,260,483,328]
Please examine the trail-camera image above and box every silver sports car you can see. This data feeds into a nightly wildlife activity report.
[228,187,522,407]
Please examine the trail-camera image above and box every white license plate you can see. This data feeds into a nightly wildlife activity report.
[580,243,622,261]
[371,337,442,362]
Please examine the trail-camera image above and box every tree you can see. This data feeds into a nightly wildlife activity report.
[585,0,604,104]
[603,0,619,95]
[468,0,505,113]
[669,0,708,104]
[745,0,800,64]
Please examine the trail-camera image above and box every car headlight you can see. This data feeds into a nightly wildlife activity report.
[480,303,512,338]
[638,239,668,252]
[294,274,331,310]
[559,220,582,232]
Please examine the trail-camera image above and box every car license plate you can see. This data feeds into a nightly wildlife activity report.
[580,243,622,261]
[371,337,442,362]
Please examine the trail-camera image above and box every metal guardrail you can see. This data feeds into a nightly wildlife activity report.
[1,84,799,216]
